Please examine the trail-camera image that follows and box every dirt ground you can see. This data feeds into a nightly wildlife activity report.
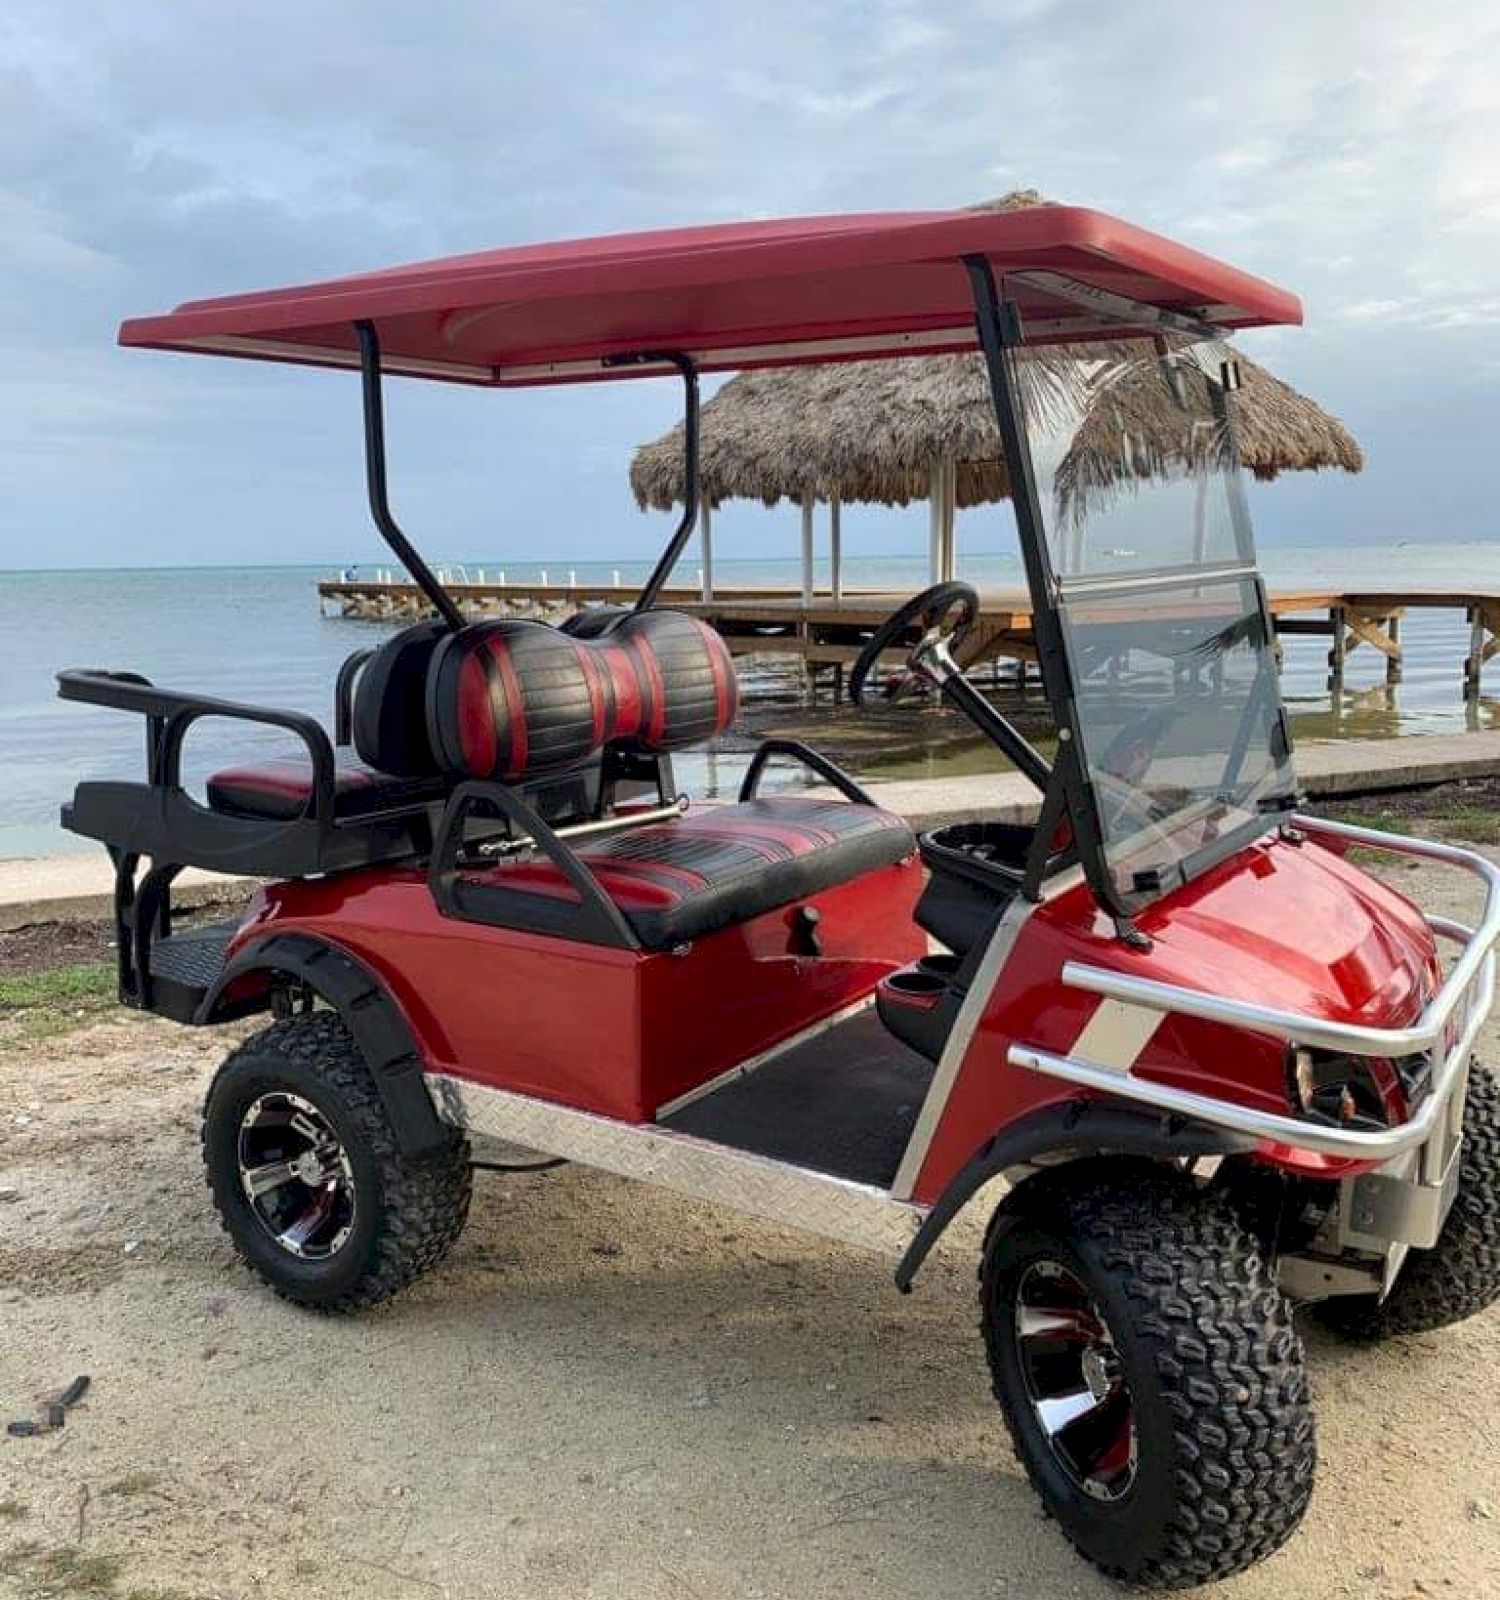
[2,855,1499,1599]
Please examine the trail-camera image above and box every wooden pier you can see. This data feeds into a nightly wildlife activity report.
[317,578,1500,703]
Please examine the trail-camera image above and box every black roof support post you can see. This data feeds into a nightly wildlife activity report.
[605,350,699,612]
[354,319,466,631]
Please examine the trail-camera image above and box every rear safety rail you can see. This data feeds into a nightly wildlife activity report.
[58,668,339,824]
[1008,817,1500,1161]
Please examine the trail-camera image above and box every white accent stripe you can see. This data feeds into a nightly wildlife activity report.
[886,861,1090,1202]
[164,335,497,383]
[1068,998,1163,1073]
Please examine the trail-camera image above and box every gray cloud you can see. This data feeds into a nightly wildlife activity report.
[0,0,1496,569]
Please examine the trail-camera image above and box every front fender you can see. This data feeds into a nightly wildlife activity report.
[895,1099,1251,1292]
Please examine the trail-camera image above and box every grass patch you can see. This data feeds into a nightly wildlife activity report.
[1311,772,1500,850]
[1424,802,1500,846]
[0,1541,123,1595]
[1322,799,1500,848]
[0,962,119,1049]
[101,1476,160,1500]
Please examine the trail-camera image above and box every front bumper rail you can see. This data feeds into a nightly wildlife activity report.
[1006,817,1499,1162]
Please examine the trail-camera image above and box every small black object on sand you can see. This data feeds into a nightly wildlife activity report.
[5,1374,91,1438]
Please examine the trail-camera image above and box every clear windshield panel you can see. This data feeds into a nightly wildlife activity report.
[1010,335,1255,583]
[1005,331,1296,906]
[1061,576,1296,900]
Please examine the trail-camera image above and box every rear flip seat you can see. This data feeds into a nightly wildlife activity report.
[205,755,447,822]
[206,618,449,824]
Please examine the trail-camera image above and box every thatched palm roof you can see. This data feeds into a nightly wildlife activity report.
[629,193,1362,513]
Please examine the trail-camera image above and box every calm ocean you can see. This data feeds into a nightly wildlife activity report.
[4,543,1499,860]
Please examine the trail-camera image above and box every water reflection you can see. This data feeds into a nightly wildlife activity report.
[710,664,1500,797]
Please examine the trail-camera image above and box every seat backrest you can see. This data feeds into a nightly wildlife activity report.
[426,610,738,781]
[350,618,450,776]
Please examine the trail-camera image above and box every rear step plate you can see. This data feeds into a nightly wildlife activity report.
[149,921,236,989]
[146,921,237,1020]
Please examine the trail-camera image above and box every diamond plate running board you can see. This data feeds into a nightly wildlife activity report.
[429,1073,925,1255]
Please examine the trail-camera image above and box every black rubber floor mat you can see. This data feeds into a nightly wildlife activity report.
[660,1010,937,1189]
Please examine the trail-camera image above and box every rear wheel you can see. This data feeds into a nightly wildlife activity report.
[202,1012,471,1312]
[980,1161,1315,1588]
[1318,1061,1500,1341]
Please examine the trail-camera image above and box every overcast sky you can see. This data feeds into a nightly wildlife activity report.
[1,1,1496,573]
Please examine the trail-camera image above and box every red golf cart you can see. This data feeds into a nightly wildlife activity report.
[60,206,1500,1587]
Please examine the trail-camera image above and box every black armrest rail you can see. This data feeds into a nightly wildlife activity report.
[429,780,640,950]
[738,738,875,807]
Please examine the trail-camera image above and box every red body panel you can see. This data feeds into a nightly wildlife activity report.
[228,856,924,1122]
[227,831,1437,1202]
[909,836,1441,1206]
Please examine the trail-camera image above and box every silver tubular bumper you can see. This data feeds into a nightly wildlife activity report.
[1006,817,1500,1162]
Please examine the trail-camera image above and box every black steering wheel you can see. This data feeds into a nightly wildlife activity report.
[848,581,980,707]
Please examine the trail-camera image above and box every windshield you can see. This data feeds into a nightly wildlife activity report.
[1008,333,1297,906]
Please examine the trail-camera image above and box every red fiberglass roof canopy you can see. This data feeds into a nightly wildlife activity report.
[118,206,1302,387]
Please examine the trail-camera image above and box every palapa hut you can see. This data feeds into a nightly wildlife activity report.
[629,191,1362,600]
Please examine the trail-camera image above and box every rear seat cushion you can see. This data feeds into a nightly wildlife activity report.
[351,618,450,776]
[465,795,914,948]
[206,755,445,822]
[427,610,737,781]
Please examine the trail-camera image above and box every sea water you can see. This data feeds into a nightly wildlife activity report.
[3,543,1499,860]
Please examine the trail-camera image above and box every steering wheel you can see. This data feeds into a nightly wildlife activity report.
[849,581,980,707]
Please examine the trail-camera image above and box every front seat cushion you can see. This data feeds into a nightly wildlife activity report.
[462,795,914,948]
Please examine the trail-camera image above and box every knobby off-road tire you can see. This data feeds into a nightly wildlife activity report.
[1318,1061,1500,1341]
[980,1161,1315,1589]
[202,1012,471,1312]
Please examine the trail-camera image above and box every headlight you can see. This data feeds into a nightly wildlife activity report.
[1286,1046,1389,1129]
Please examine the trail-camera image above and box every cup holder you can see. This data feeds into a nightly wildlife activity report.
[877,962,955,1061]
[883,967,947,1002]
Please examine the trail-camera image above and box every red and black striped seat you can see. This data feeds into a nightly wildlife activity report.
[426,610,738,780]
[428,613,913,944]
[203,611,910,943]
[465,795,915,948]
[203,611,736,825]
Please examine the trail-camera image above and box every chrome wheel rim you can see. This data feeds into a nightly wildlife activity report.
[1014,1259,1137,1503]
[237,1091,357,1261]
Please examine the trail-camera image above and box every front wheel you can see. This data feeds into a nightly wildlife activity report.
[202,1012,472,1312]
[1318,1061,1500,1341]
[980,1161,1315,1588]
